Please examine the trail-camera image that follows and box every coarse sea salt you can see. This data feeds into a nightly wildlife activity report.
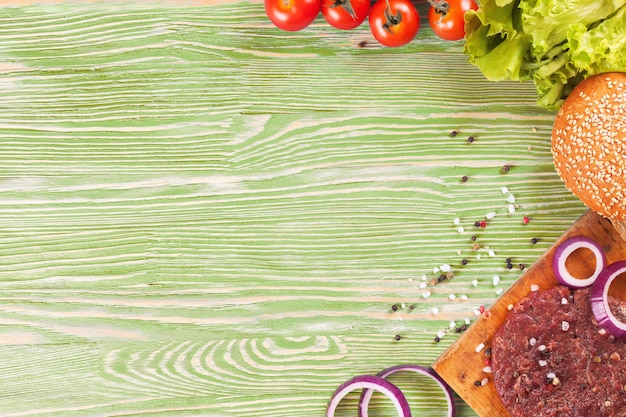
[493,275,501,286]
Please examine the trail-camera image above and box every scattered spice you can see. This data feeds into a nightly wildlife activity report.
[461,175,469,182]
[531,237,538,244]
[502,164,511,173]
[474,380,482,386]
[395,334,402,341]
[523,216,530,224]
[450,130,458,137]
[467,136,475,143]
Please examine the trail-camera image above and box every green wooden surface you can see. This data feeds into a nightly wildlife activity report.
[0,2,586,416]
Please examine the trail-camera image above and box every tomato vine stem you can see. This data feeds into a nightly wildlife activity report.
[427,0,449,16]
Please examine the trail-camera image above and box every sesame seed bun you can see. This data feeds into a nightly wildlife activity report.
[551,72,626,237]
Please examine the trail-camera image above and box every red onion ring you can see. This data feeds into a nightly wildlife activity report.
[358,364,456,417]
[590,260,626,340]
[552,236,606,288]
[326,374,411,417]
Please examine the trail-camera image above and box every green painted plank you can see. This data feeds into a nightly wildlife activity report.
[0,2,587,417]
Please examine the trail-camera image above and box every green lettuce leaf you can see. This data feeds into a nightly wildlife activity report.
[567,5,626,75]
[519,0,626,59]
[463,0,626,110]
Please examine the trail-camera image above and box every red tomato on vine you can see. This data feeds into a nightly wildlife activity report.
[322,0,370,30]
[428,0,478,41]
[265,0,321,31]
[368,0,420,47]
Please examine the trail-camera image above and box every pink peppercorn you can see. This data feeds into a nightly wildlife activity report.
[522,216,530,224]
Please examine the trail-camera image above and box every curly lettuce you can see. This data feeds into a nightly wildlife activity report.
[464,0,626,110]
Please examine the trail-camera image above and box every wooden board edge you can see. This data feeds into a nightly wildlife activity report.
[432,210,624,417]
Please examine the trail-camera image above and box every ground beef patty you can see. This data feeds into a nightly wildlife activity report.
[492,285,626,417]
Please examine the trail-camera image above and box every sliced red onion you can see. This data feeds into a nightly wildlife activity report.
[590,260,626,340]
[552,236,606,288]
[327,375,411,417]
[358,364,455,417]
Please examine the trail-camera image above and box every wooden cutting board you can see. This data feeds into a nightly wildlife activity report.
[432,210,626,417]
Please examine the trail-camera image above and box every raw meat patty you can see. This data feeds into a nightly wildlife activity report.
[492,285,625,417]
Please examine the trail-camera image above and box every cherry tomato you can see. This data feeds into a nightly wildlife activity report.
[322,0,370,30]
[369,0,420,47]
[265,0,321,32]
[428,0,477,41]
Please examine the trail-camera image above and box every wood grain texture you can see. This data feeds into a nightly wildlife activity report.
[0,2,593,416]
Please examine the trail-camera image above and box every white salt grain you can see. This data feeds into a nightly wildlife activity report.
[493,275,501,286]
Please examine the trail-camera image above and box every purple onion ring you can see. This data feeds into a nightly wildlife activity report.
[326,374,411,417]
[358,364,455,417]
[552,236,606,288]
[590,260,626,340]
